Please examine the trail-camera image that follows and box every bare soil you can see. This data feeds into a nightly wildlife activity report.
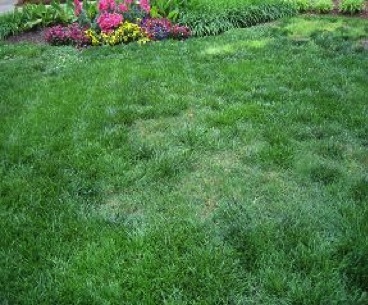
[5,27,48,44]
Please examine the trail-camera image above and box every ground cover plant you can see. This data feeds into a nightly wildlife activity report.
[340,0,366,13]
[179,0,298,36]
[1,15,368,305]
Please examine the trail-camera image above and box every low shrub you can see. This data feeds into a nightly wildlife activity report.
[96,12,123,32]
[140,17,172,40]
[85,21,149,45]
[340,0,365,14]
[45,23,90,45]
[170,24,191,40]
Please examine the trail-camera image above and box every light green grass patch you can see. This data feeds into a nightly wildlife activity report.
[282,15,368,39]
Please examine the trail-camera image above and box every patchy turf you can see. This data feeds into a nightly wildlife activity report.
[0,16,367,305]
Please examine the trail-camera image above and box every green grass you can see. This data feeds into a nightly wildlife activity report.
[1,16,368,305]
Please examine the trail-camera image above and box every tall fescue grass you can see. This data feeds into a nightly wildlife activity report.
[0,13,367,305]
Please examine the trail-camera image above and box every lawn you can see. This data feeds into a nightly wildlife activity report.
[1,15,368,305]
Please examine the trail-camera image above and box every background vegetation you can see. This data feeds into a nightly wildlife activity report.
[1,0,367,40]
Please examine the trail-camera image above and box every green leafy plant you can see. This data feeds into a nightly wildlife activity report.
[0,11,23,39]
[150,0,189,21]
[340,0,365,14]
[179,3,297,37]
[283,0,312,12]
[312,0,333,13]
[15,0,74,30]
[0,0,75,39]
[51,0,76,23]
[19,4,53,28]
[74,0,97,27]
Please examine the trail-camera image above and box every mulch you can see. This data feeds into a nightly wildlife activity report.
[5,27,49,44]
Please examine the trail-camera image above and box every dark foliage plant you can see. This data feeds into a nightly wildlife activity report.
[170,24,191,39]
[45,23,90,45]
[140,17,172,40]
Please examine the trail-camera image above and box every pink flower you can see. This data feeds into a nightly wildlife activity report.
[73,0,82,16]
[97,12,123,32]
[98,0,116,12]
[45,23,90,46]
[139,0,150,13]
[118,3,128,12]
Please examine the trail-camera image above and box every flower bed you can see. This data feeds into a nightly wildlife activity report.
[44,0,191,46]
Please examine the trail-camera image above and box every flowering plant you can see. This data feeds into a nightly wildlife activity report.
[45,23,90,46]
[85,21,150,45]
[44,0,191,47]
[98,0,116,11]
[170,24,191,40]
[140,17,172,40]
[72,0,150,33]
[96,0,151,28]
[96,12,123,32]
[141,18,191,41]
[73,0,98,27]
[74,0,82,17]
